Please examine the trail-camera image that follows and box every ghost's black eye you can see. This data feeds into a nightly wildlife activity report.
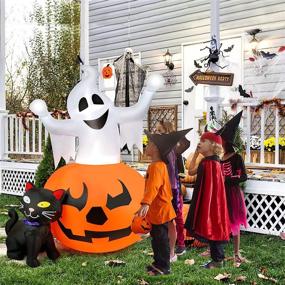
[92,94,104,105]
[79,97,88,112]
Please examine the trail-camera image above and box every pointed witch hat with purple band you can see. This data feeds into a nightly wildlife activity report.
[144,128,192,163]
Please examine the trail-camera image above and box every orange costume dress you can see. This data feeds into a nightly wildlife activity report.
[142,161,176,224]
[142,161,176,274]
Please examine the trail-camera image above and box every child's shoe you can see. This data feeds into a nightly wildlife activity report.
[175,246,186,256]
[170,254,178,263]
[202,260,224,269]
[199,248,210,257]
[234,254,247,263]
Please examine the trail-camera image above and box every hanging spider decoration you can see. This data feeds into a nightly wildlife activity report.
[194,36,234,70]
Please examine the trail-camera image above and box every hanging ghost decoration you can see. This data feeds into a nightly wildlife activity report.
[29,65,163,253]
[113,48,147,107]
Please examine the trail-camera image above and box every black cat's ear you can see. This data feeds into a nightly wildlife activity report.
[53,189,66,201]
[25,182,35,192]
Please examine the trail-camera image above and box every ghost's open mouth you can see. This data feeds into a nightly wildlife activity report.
[83,110,109,129]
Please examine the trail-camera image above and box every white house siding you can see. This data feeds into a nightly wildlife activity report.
[89,0,285,129]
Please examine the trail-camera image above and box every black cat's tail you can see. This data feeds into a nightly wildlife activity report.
[5,209,19,234]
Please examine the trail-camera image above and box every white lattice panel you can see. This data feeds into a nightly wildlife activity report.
[1,169,35,196]
[244,193,285,235]
[0,161,38,196]
[243,180,285,236]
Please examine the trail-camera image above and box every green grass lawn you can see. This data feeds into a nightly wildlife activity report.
[0,194,284,285]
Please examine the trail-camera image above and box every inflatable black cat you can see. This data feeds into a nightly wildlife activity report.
[5,182,65,267]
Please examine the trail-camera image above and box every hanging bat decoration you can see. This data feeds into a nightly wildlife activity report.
[238,84,252,98]
[193,36,233,70]
[224,45,234,52]
[260,50,277,60]
[194,60,202,68]
[185,86,194,93]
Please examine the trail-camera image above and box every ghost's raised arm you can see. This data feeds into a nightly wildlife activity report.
[29,99,78,137]
[116,74,164,123]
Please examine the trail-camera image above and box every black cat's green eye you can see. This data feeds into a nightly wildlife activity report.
[37,201,50,208]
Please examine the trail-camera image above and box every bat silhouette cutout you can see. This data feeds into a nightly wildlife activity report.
[194,60,202,68]
[185,86,194,93]
[238,85,252,98]
[224,45,234,52]
[260,50,276,59]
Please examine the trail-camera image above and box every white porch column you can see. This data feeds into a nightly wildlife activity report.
[204,0,224,121]
[0,0,8,160]
[80,0,89,65]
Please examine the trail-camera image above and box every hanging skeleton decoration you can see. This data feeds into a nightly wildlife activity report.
[204,106,222,132]
[113,48,147,107]
[194,36,234,70]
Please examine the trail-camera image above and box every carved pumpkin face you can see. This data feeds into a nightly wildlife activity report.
[45,163,144,253]
[102,64,113,79]
[131,216,152,234]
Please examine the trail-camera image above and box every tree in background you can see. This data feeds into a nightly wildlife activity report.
[25,0,80,111]
[34,135,66,187]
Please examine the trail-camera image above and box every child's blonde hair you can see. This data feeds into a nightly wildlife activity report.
[209,141,224,158]
[156,120,175,134]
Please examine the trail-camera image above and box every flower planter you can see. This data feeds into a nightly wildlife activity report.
[243,150,285,164]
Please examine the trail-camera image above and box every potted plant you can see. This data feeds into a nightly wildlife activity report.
[264,136,285,164]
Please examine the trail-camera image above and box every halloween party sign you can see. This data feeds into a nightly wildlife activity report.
[190,69,234,86]
[30,65,163,253]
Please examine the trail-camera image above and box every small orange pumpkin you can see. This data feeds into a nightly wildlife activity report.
[102,64,113,79]
[131,216,152,234]
[45,163,144,253]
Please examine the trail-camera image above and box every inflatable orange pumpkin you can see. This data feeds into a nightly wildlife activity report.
[45,163,144,253]
[131,216,152,234]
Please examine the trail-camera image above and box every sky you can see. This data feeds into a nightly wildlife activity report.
[5,0,36,62]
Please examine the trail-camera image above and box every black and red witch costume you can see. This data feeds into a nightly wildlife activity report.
[185,155,231,243]
[184,132,231,263]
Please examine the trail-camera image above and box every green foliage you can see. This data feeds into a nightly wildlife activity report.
[34,136,66,187]
[26,0,80,110]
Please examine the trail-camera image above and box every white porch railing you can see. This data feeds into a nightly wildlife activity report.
[4,114,48,156]
[219,100,285,168]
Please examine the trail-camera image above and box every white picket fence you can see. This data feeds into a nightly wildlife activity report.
[4,115,48,156]
[219,99,285,167]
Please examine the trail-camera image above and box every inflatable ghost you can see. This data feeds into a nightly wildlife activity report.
[30,65,163,165]
[29,66,163,253]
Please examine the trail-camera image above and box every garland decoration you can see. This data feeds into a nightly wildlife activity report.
[255,98,285,117]
[16,110,70,130]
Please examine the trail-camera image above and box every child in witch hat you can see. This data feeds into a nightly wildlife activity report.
[184,132,231,269]
[217,111,248,265]
[136,128,192,276]
[155,120,191,261]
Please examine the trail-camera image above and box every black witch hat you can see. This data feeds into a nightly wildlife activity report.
[145,128,192,163]
[216,111,243,150]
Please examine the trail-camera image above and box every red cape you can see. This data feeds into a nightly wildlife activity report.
[185,157,231,242]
